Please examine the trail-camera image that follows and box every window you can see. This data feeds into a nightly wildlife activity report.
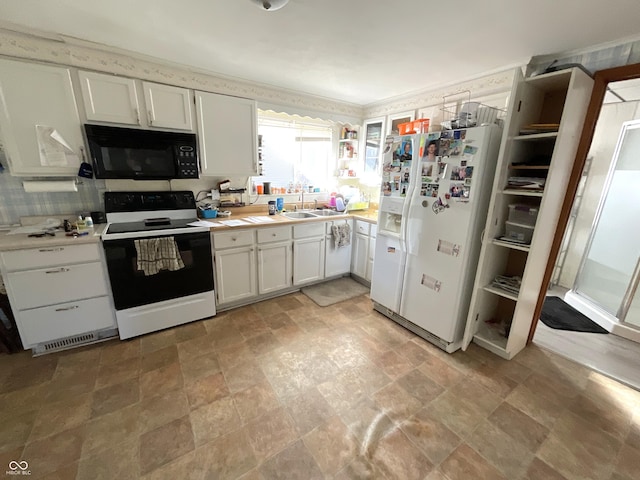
[256,111,334,191]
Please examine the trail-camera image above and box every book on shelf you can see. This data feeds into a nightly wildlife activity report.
[506,176,546,190]
[491,275,522,295]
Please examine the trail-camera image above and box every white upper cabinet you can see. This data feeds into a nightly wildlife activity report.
[142,81,193,131]
[78,71,140,125]
[78,71,193,131]
[196,91,258,176]
[0,59,84,177]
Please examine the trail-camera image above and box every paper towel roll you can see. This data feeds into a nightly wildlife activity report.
[22,179,78,193]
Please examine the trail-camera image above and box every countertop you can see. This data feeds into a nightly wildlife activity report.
[0,209,379,251]
[199,206,378,232]
[0,224,106,252]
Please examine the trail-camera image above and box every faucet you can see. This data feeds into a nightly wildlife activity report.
[299,191,305,210]
[314,199,318,210]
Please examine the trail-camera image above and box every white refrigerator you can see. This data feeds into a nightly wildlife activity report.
[370,125,502,352]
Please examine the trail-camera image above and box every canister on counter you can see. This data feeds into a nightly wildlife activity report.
[268,200,276,215]
[276,197,284,212]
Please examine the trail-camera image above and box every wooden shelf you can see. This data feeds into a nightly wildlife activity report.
[492,238,531,252]
[483,285,519,302]
[473,323,509,356]
[509,164,550,170]
[514,132,558,141]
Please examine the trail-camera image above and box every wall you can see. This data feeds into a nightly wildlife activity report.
[0,150,105,225]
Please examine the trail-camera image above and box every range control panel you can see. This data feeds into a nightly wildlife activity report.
[176,145,199,178]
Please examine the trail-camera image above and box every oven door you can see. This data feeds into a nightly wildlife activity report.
[103,231,213,310]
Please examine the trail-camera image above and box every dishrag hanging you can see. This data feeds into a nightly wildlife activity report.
[331,223,351,248]
[134,236,185,276]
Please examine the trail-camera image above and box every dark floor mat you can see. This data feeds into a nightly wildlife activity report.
[540,296,609,334]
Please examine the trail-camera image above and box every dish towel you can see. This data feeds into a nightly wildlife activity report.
[331,223,351,248]
[134,236,185,276]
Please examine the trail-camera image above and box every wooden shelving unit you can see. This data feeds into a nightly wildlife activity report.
[462,67,594,359]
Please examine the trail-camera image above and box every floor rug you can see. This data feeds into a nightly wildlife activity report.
[540,296,609,334]
[301,277,369,307]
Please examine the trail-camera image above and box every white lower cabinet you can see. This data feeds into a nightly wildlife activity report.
[325,219,352,278]
[352,233,369,279]
[366,224,377,282]
[213,233,257,305]
[257,226,292,295]
[0,243,116,349]
[351,220,376,282]
[293,223,325,286]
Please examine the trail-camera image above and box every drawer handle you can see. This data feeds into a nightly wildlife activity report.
[272,233,276,237]
[45,267,70,274]
[232,237,237,241]
[55,305,79,312]
[44,267,71,273]
[39,248,64,252]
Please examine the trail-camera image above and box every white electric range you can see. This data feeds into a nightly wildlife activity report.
[101,191,215,339]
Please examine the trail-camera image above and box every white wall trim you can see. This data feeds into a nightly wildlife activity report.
[363,67,521,119]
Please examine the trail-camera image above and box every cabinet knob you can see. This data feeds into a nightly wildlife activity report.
[134,109,140,125]
[272,233,276,237]
[148,110,154,125]
[232,237,237,241]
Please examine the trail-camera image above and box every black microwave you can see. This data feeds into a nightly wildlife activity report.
[84,124,199,180]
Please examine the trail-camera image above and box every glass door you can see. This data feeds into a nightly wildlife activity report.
[574,120,640,324]
[362,117,386,176]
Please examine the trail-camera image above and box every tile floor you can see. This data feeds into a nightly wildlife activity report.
[0,291,639,479]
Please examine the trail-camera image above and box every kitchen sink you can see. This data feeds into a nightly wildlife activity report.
[311,209,345,216]
[283,211,318,219]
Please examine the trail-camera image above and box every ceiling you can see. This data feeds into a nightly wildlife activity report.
[1,0,640,106]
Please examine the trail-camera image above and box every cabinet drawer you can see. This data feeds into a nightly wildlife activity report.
[19,296,115,346]
[257,226,291,244]
[1,243,101,271]
[293,223,325,239]
[7,262,109,310]
[354,220,371,236]
[213,230,255,249]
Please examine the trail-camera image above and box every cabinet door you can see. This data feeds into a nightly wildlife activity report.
[293,237,325,286]
[78,71,140,125]
[365,235,376,282]
[257,241,292,294]
[325,234,352,278]
[196,91,258,176]
[214,246,257,305]
[351,233,369,279]
[362,117,386,176]
[142,81,193,131]
[0,59,84,176]
[18,296,115,347]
